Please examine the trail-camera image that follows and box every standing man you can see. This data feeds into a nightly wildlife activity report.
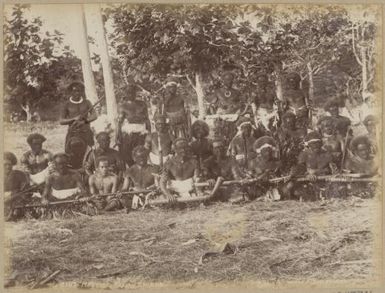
[116,84,150,166]
[323,99,351,137]
[20,133,53,185]
[282,73,309,130]
[144,114,174,167]
[60,81,97,156]
[153,76,188,138]
[209,71,243,115]
[252,73,279,134]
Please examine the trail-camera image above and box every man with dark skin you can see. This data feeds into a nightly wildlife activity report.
[282,73,309,130]
[189,120,213,171]
[291,132,338,201]
[275,111,307,174]
[247,136,282,200]
[229,116,257,168]
[153,77,188,138]
[60,82,97,155]
[42,153,88,204]
[84,132,125,178]
[121,146,160,210]
[323,99,351,137]
[253,73,279,134]
[116,84,150,166]
[144,114,174,167]
[209,71,243,115]
[88,157,119,211]
[317,116,344,168]
[344,135,378,176]
[4,152,31,220]
[160,138,200,202]
[21,133,53,175]
[362,115,379,155]
[342,135,379,199]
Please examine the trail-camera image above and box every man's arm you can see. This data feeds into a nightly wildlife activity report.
[60,103,77,125]
[41,176,52,204]
[88,175,97,195]
[85,100,97,123]
[75,172,88,196]
[144,134,152,150]
[20,153,31,173]
[111,176,118,193]
[159,164,176,202]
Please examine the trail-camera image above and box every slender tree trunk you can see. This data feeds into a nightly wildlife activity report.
[21,103,32,122]
[195,72,206,119]
[361,46,368,100]
[306,62,314,103]
[96,4,117,127]
[80,5,98,104]
[273,63,283,101]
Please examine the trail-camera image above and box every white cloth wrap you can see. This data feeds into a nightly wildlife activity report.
[256,107,278,129]
[149,152,171,166]
[121,122,147,134]
[265,188,281,201]
[235,154,245,161]
[169,178,194,198]
[51,187,80,200]
[30,167,50,185]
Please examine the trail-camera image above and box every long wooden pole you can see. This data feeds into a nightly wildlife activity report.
[80,4,98,104]
[96,4,117,127]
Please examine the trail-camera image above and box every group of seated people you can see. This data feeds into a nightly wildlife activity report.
[4,97,380,219]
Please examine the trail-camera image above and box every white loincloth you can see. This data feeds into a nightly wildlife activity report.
[51,187,80,200]
[235,154,245,161]
[121,121,147,134]
[149,152,170,166]
[169,178,194,198]
[30,167,49,185]
[265,188,281,201]
[256,107,278,130]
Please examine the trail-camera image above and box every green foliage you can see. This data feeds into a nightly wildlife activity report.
[4,4,81,120]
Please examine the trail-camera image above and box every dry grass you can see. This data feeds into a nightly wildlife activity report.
[5,198,381,290]
[3,122,382,290]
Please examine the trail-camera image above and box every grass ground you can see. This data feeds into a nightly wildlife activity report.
[3,122,383,290]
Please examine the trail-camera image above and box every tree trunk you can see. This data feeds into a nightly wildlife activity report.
[21,103,32,122]
[361,46,368,100]
[80,5,98,104]
[306,62,314,103]
[273,63,283,101]
[195,72,206,119]
[96,4,117,128]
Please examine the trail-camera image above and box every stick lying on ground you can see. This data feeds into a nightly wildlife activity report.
[13,174,380,209]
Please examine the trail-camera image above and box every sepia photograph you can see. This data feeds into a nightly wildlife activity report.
[2,2,384,292]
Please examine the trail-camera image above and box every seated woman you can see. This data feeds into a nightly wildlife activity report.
[144,114,174,167]
[160,138,200,202]
[41,153,88,204]
[20,133,53,185]
[4,152,31,220]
